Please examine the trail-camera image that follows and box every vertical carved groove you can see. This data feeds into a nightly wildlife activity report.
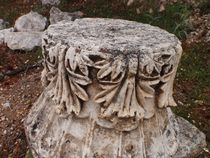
[117,131,123,158]
[83,119,96,158]
[139,120,146,158]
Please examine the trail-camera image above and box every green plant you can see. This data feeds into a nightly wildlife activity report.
[177,42,210,103]
[139,3,191,39]
[73,1,191,39]
[32,3,50,16]
[25,150,33,158]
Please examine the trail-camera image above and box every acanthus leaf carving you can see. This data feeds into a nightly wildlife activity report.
[94,48,180,119]
[42,41,180,119]
[42,42,93,115]
[138,48,179,109]
[94,51,146,119]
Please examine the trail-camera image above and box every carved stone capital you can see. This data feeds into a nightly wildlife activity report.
[41,18,182,122]
[25,18,206,158]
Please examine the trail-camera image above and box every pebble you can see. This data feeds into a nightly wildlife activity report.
[194,100,204,105]
[2,101,11,109]
[178,100,184,106]
[3,130,7,135]
[1,116,6,121]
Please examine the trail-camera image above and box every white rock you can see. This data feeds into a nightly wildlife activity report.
[127,0,134,6]
[14,11,47,32]
[0,27,14,44]
[5,32,42,51]
[41,0,60,5]
[3,130,7,135]
[2,101,11,109]
[49,7,84,24]
[1,116,6,121]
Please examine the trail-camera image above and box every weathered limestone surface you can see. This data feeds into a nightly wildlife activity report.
[5,32,42,51]
[49,7,84,24]
[3,11,46,51]
[14,11,47,32]
[25,18,206,158]
[0,27,14,44]
[41,0,60,5]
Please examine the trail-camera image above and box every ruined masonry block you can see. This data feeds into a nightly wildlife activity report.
[25,18,206,158]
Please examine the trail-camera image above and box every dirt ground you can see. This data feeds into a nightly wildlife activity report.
[0,0,209,158]
[0,45,42,158]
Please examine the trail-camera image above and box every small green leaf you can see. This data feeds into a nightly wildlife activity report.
[25,150,33,158]
[8,153,13,158]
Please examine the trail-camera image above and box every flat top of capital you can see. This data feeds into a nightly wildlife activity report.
[45,18,181,53]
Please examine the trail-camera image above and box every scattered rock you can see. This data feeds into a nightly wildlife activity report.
[127,0,134,6]
[0,19,8,30]
[49,7,84,24]
[206,31,210,42]
[5,32,42,51]
[3,130,7,135]
[159,3,165,12]
[0,72,4,81]
[0,116,6,121]
[2,101,11,109]
[41,0,60,5]
[174,117,207,158]
[194,100,204,105]
[186,13,210,44]
[14,11,47,32]
[0,28,14,44]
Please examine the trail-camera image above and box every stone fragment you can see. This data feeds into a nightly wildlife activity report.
[2,101,11,109]
[25,18,206,158]
[49,7,84,24]
[174,117,206,158]
[14,11,47,32]
[3,130,7,135]
[0,28,14,44]
[5,32,42,51]
[41,0,60,5]
[127,0,135,6]
[159,4,165,12]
